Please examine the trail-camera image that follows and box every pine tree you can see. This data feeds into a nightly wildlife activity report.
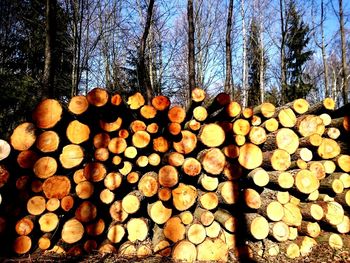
[247,18,266,106]
[283,1,313,103]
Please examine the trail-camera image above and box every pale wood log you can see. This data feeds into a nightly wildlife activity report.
[61,218,84,244]
[87,87,109,107]
[68,95,89,115]
[38,212,59,232]
[197,238,229,261]
[173,130,197,154]
[107,223,125,244]
[172,240,197,262]
[198,148,225,175]
[147,200,172,225]
[245,213,269,240]
[269,221,290,242]
[109,200,128,223]
[158,165,178,188]
[164,216,186,242]
[198,123,225,147]
[247,168,269,187]
[238,143,263,170]
[127,92,145,110]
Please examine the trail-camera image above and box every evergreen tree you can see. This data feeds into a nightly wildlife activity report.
[283,1,313,103]
[247,18,266,106]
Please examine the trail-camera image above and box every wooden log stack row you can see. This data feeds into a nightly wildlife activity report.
[0,87,349,261]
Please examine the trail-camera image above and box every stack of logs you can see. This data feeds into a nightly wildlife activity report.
[0,87,349,261]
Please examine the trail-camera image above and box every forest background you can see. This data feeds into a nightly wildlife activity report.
[0,0,349,136]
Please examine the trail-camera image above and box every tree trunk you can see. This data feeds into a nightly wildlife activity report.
[339,0,348,104]
[241,0,247,107]
[320,0,329,97]
[43,0,57,98]
[138,0,155,104]
[224,0,234,98]
[188,0,196,104]
[280,0,287,104]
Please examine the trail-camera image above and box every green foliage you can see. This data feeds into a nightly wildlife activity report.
[0,0,72,136]
[283,1,313,103]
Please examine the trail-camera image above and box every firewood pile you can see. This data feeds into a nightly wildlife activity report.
[0,87,349,261]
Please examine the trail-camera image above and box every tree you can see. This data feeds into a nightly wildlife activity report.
[188,0,196,101]
[283,1,313,103]
[224,0,234,98]
[280,0,288,104]
[43,0,57,98]
[247,18,267,106]
[241,0,248,107]
[338,0,348,104]
[137,0,155,103]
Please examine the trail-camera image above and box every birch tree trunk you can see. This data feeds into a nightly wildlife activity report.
[280,0,287,104]
[259,6,265,103]
[225,0,234,98]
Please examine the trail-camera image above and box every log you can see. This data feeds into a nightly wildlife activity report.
[172,183,197,211]
[32,99,62,129]
[75,201,97,223]
[197,238,229,261]
[276,108,297,128]
[61,195,74,212]
[151,95,171,111]
[261,118,279,132]
[247,168,269,187]
[122,190,143,214]
[158,165,178,188]
[182,157,202,176]
[317,138,341,159]
[164,217,186,242]
[214,209,236,233]
[27,196,46,215]
[46,197,60,212]
[61,218,84,244]
[152,136,169,153]
[109,200,128,223]
[245,213,269,240]
[38,212,59,232]
[216,181,238,205]
[13,235,32,254]
[238,143,263,170]
[298,221,321,238]
[10,122,36,151]
[194,207,215,226]
[179,211,194,225]
[198,191,219,209]
[87,87,109,107]
[147,200,172,224]
[198,148,225,175]
[100,189,115,204]
[66,120,90,144]
[244,188,262,209]
[68,95,89,115]
[107,224,125,244]
[168,105,186,123]
[138,172,159,197]
[86,218,105,236]
[0,164,10,189]
[249,126,267,145]
[173,130,197,154]
[15,216,35,236]
[198,123,225,147]
[172,240,197,262]
[262,149,291,171]
[59,144,84,169]
[198,173,219,191]
[296,115,325,137]
[100,117,123,132]
[187,223,206,245]
[233,119,251,136]
[83,162,107,182]
[282,202,302,227]
[253,102,276,118]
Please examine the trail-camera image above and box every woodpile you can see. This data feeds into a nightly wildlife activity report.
[0,87,349,261]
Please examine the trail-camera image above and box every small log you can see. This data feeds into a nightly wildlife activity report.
[276,108,297,128]
[147,123,159,134]
[68,95,89,115]
[172,240,197,262]
[83,162,107,182]
[198,173,219,191]
[66,120,90,144]
[42,175,71,199]
[132,131,151,149]
[93,133,111,149]
[59,144,84,169]
[262,149,291,171]
[94,147,109,161]
[61,195,74,212]
[87,87,109,107]
[306,97,335,115]
[75,201,97,223]
[187,223,206,245]
[216,181,238,205]
[193,106,208,122]
[108,137,127,154]
[294,169,319,194]
[269,221,289,242]
[148,200,172,225]
[172,183,197,211]
[261,118,279,132]
[194,207,215,226]
[173,130,197,154]
[198,123,225,147]
[17,150,39,169]
[100,189,115,204]
[334,154,350,172]
[238,143,263,170]
[249,126,267,145]
[13,235,32,254]
[282,202,302,227]
[198,148,225,175]
[244,188,262,209]
[247,168,269,187]
[325,127,341,139]
[319,201,344,226]
[296,115,325,137]
[158,165,178,188]
[109,200,128,223]
[233,119,251,136]
[158,187,172,202]
[295,236,317,256]
[317,138,341,159]
[140,105,157,120]
[138,172,159,197]
[100,117,123,132]
[168,105,186,123]
[38,212,59,232]
[61,218,84,244]
[151,95,171,111]
[182,157,202,176]
[253,102,275,118]
[122,191,143,214]
[86,218,105,236]
[214,209,236,233]
[130,120,146,133]
[75,181,94,199]
[225,101,241,118]
[198,191,219,210]
[298,221,321,238]
[10,122,36,151]
[148,153,161,166]
[32,99,62,129]
[107,224,125,244]
[179,211,194,225]
[46,198,60,212]
[245,213,269,240]
[299,202,324,221]
[15,216,35,236]
[27,196,46,215]
[164,216,186,242]
[334,189,350,207]
[153,136,169,153]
